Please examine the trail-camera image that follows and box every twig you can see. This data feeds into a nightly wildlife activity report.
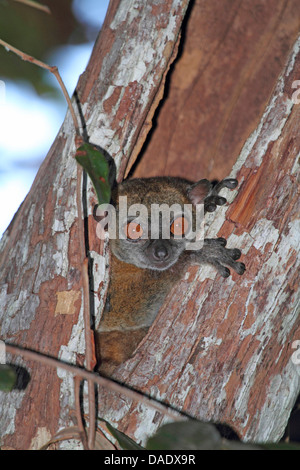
[82,258,96,450]
[12,0,51,14]
[5,342,184,422]
[0,38,80,135]
[76,164,96,449]
[40,426,83,450]
[74,376,89,450]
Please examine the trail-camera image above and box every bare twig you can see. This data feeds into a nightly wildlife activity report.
[76,166,96,449]
[82,259,96,450]
[74,376,89,450]
[12,0,51,14]
[5,342,184,422]
[40,426,83,450]
[0,39,80,135]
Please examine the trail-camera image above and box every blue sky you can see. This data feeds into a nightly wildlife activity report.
[0,0,109,236]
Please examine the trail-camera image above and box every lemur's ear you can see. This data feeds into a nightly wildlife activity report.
[187,179,211,205]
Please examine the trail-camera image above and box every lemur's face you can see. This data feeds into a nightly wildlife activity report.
[109,177,209,271]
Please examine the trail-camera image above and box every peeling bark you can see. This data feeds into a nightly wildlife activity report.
[0,0,299,449]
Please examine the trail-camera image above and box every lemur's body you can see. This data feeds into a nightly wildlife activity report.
[96,177,245,375]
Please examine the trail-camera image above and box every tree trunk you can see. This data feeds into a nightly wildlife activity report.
[0,0,190,450]
[133,0,300,182]
[0,0,299,449]
[104,35,300,444]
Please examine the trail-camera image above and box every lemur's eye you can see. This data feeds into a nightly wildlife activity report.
[170,217,189,237]
[125,221,144,240]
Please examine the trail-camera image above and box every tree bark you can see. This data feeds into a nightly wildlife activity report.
[133,0,300,182]
[0,0,190,450]
[101,37,300,443]
[0,0,299,449]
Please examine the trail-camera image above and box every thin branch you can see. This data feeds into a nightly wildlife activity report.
[12,0,51,14]
[0,38,80,136]
[74,376,89,450]
[76,165,96,449]
[5,342,185,422]
[40,426,83,450]
[53,68,80,136]
[82,258,96,450]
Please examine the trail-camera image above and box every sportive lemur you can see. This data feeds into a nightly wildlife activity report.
[95,177,245,375]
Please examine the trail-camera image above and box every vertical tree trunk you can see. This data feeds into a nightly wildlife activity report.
[96,34,300,444]
[0,0,299,449]
[133,0,300,182]
[102,35,300,444]
[0,0,190,450]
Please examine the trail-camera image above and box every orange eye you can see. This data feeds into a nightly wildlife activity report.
[170,217,189,237]
[124,221,143,240]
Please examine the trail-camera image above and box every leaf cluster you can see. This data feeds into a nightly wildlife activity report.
[102,419,300,451]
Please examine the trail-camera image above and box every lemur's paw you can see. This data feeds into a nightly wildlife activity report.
[204,178,238,213]
[202,238,245,277]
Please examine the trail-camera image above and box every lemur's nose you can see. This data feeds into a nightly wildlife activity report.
[153,244,169,261]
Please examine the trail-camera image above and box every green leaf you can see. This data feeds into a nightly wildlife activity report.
[105,421,144,450]
[0,365,17,392]
[75,143,111,205]
[146,420,263,450]
[146,420,222,450]
[260,441,300,450]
